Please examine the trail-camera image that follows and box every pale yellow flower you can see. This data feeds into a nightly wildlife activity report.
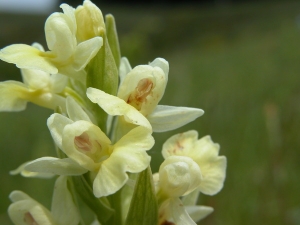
[8,176,79,225]
[25,97,154,197]
[0,59,67,112]
[117,57,204,132]
[162,130,227,195]
[0,4,103,83]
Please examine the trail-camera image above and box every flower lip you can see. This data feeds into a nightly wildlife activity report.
[74,132,93,152]
[127,78,154,110]
[24,212,38,225]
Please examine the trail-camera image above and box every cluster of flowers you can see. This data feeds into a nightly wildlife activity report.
[0,1,227,225]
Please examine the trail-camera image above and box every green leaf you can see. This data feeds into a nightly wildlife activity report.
[125,167,158,225]
[106,189,123,225]
[86,29,119,132]
[105,14,121,69]
[72,175,114,224]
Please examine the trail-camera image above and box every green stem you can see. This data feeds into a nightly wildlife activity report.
[68,176,87,225]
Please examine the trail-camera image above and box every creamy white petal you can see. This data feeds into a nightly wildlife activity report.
[9,190,31,202]
[170,198,196,225]
[66,96,91,122]
[21,68,50,90]
[159,156,202,198]
[87,87,152,130]
[197,155,226,196]
[93,155,129,197]
[32,42,45,51]
[149,57,169,80]
[50,73,69,93]
[0,81,29,112]
[147,105,204,132]
[192,136,226,195]
[93,127,152,197]
[162,130,199,159]
[112,126,153,173]
[181,189,199,206]
[185,205,213,222]
[47,113,73,150]
[58,64,87,84]
[119,57,132,84]
[60,3,76,35]
[10,161,55,179]
[51,176,80,225]
[0,44,57,73]
[73,36,103,71]
[25,157,88,176]
[45,12,76,61]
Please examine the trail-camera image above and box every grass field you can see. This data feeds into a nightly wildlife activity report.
[1,2,300,224]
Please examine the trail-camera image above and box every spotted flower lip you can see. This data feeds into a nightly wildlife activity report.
[8,176,79,225]
[117,57,204,132]
[0,4,103,83]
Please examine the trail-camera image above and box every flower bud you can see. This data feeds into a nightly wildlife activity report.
[159,155,202,198]
[75,0,105,42]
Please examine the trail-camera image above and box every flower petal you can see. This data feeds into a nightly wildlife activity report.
[60,3,76,35]
[149,57,169,80]
[119,57,132,84]
[0,44,57,73]
[51,176,80,225]
[93,155,128,197]
[87,87,152,130]
[159,156,202,197]
[59,64,87,84]
[21,68,50,90]
[47,113,73,150]
[147,105,204,132]
[169,198,196,225]
[192,136,227,195]
[25,157,88,176]
[0,81,29,112]
[50,73,69,93]
[162,130,199,158]
[45,12,76,61]
[66,96,91,122]
[185,205,213,222]
[10,161,55,178]
[113,126,153,173]
[9,190,30,202]
[73,36,103,71]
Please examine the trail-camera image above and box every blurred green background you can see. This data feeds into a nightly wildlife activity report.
[1,2,300,225]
